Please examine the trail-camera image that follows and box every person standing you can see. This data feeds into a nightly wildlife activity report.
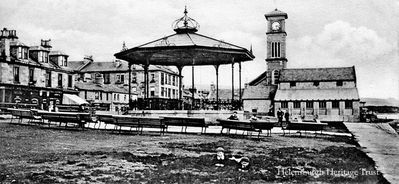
[277,108,284,127]
[284,110,290,125]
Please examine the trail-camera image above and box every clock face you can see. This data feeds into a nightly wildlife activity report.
[272,21,281,31]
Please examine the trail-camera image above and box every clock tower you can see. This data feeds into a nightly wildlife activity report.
[265,9,288,85]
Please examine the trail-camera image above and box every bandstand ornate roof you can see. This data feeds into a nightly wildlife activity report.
[114,7,255,66]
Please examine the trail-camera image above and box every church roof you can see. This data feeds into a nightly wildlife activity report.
[279,66,356,82]
[274,88,360,101]
[242,85,277,100]
[265,9,288,19]
[248,71,267,86]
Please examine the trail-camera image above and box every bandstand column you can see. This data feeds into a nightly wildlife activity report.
[128,62,132,110]
[177,65,183,110]
[191,61,195,109]
[239,62,242,110]
[214,65,220,110]
[143,64,149,108]
[231,58,235,109]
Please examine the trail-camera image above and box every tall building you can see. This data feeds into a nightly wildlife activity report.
[0,28,78,110]
[243,9,360,121]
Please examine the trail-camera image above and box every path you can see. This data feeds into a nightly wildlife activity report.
[345,123,399,184]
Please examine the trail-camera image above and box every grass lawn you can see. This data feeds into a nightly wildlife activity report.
[0,121,388,183]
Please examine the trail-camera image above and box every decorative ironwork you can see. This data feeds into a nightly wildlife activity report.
[172,6,200,33]
[213,40,232,48]
[155,37,176,47]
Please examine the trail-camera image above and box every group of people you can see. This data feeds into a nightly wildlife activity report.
[214,147,250,172]
[277,108,290,127]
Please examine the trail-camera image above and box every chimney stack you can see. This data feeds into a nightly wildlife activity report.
[41,39,52,50]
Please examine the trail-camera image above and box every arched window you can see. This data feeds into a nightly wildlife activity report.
[271,70,279,85]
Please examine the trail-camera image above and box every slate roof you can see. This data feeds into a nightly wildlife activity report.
[49,50,68,56]
[248,71,267,86]
[208,89,242,100]
[68,61,91,71]
[242,85,277,100]
[279,66,356,82]
[137,32,247,50]
[74,81,132,94]
[10,40,29,47]
[75,60,178,74]
[274,88,360,101]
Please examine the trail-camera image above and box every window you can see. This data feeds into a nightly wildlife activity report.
[161,87,164,97]
[95,92,99,100]
[132,73,137,83]
[23,48,28,59]
[106,93,109,101]
[293,101,301,109]
[271,42,281,58]
[46,71,51,87]
[172,89,176,98]
[114,94,117,101]
[306,101,313,108]
[345,101,353,109]
[17,47,22,59]
[319,101,326,109]
[332,101,340,109]
[13,67,19,83]
[336,81,343,87]
[68,75,72,88]
[38,52,42,62]
[29,68,34,83]
[172,76,176,86]
[103,73,110,84]
[58,74,63,87]
[272,70,279,85]
[150,74,155,83]
[85,91,87,99]
[290,82,296,87]
[124,95,127,101]
[150,87,155,97]
[161,73,164,85]
[168,88,171,98]
[313,81,319,87]
[281,102,288,108]
[117,94,120,101]
[116,74,124,84]
[42,52,48,63]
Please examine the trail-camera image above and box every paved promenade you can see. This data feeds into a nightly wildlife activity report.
[345,123,399,184]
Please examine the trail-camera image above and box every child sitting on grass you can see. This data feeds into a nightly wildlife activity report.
[214,147,226,167]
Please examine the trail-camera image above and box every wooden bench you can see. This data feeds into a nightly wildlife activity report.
[217,119,270,138]
[112,115,165,135]
[282,121,328,136]
[37,111,90,129]
[7,108,41,124]
[96,114,115,129]
[161,116,208,134]
[251,121,275,137]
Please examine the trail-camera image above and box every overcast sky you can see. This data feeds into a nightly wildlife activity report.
[1,0,398,99]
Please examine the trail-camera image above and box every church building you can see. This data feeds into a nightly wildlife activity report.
[243,9,360,122]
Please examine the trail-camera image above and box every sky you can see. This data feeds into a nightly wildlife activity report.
[1,0,398,99]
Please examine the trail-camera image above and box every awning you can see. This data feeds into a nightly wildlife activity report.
[274,88,360,101]
[62,94,89,105]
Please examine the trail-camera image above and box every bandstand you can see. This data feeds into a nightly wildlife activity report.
[114,7,254,110]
